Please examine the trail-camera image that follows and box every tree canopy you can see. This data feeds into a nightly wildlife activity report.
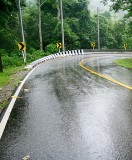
[102,0,132,18]
[0,0,132,72]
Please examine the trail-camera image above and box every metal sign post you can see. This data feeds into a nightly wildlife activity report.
[18,0,26,64]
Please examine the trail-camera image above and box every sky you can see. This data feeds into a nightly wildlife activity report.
[89,0,111,14]
[26,0,125,19]
[88,0,125,19]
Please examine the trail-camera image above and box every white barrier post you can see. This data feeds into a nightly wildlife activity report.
[66,51,68,56]
[81,49,84,55]
[63,52,66,56]
[72,50,75,56]
[69,50,72,56]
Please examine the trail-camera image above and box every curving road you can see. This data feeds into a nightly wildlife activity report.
[0,53,132,160]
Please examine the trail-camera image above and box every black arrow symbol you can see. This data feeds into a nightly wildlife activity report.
[58,43,62,48]
[58,43,61,48]
[19,42,24,50]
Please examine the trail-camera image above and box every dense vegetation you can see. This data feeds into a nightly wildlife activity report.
[0,0,132,72]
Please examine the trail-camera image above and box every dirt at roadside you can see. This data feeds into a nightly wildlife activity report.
[0,70,29,113]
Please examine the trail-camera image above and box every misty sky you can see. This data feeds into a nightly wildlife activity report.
[89,0,125,19]
[26,0,125,19]
[89,0,111,13]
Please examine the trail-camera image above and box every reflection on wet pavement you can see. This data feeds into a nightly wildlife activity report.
[0,54,132,160]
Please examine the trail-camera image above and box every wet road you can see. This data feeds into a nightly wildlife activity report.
[0,54,132,160]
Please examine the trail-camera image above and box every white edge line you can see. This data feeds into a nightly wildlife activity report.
[0,66,37,140]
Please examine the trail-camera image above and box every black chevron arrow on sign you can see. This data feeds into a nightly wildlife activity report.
[19,42,24,51]
[57,43,62,49]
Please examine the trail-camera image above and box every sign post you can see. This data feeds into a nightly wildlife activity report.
[18,0,26,64]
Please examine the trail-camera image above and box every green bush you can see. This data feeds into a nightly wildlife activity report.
[0,49,7,56]
[26,50,48,63]
[45,43,58,54]
[1,48,53,69]
[2,55,23,68]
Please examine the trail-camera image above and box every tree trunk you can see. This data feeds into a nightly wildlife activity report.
[0,55,3,72]
[56,0,60,20]
[38,0,43,50]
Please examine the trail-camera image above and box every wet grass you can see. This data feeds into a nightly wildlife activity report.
[0,100,8,111]
[114,58,132,69]
[0,66,26,111]
[0,66,25,87]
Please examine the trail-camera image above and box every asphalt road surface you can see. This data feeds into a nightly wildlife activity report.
[0,54,132,160]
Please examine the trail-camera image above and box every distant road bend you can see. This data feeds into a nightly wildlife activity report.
[0,53,132,160]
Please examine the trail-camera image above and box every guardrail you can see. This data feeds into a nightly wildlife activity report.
[24,49,84,69]
[24,49,132,69]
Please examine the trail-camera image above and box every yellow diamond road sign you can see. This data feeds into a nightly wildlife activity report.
[56,43,62,49]
[91,42,96,47]
[124,44,127,48]
[18,42,26,51]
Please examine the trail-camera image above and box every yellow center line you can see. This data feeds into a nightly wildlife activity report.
[11,96,17,99]
[80,60,132,90]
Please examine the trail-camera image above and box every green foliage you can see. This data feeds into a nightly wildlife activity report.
[1,49,47,69]
[42,13,58,47]
[2,54,23,68]
[113,19,132,49]
[23,6,40,50]
[26,50,47,62]
[63,0,92,49]
[0,0,132,72]
[45,43,58,54]
[0,65,25,87]
[0,0,17,14]
[23,0,132,50]
[102,0,132,18]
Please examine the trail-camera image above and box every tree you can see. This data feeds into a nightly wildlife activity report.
[56,0,60,20]
[23,6,40,50]
[102,0,132,49]
[102,0,132,18]
[20,0,132,52]
[63,0,93,49]
[38,0,43,50]
[0,0,18,72]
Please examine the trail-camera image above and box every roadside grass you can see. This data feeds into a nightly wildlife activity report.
[0,50,49,86]
[0,101,8,110]
[0,50,49,111]
[0,65,25,87]
[0,65,26,110]
[114,58,132,69]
